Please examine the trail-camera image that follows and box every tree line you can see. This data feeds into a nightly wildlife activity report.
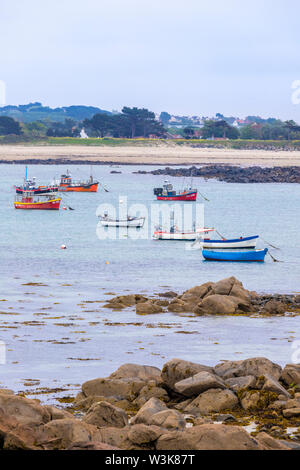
[1,108,300,141]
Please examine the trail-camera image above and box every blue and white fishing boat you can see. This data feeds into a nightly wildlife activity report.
[202,248,268,262]
[199,235,259,249]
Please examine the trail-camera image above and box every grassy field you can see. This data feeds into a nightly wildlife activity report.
[1,135,300,150]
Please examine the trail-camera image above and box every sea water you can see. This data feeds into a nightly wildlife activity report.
[0,164,299,401]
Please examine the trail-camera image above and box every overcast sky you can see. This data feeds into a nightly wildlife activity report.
[1,0,300,119]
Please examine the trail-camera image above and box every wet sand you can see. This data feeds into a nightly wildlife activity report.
[1,144,300,166]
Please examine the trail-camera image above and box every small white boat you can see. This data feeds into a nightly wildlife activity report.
[99,213,145,228]
[153,227,215,241]
[153,226,259,248]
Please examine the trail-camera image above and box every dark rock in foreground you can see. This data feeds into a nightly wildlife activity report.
[0,355,300,450]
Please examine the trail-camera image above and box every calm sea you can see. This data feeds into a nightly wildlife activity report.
[0,164,299,402]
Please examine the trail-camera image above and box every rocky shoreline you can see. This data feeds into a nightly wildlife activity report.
[102,277,300,317]
[0,277,299,450]
[0,356,299,450]
[134,165,300,183]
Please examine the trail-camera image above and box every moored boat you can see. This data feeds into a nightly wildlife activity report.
[16,182,59,195]
[153,227,215,241]
[198,234,259,249]
[153,181,197,201]
[153,227,258,248]
[58,170,99,192]
[14,192,61,210]
[15,166,58,195]
[202,248,268,262]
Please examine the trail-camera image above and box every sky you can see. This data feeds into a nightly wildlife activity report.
[0,0,300,120]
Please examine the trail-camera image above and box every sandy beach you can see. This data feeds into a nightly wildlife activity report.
[1,144,300,166]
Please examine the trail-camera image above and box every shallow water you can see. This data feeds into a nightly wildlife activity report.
[0,164,299,403]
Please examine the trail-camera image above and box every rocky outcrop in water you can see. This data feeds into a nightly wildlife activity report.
[134,165,300,183]
[1,356,300,450]
[103,277,300,317]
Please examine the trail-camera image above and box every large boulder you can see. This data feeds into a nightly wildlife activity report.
[156,424,263,450]
[174,371,226,397]
[180,282,214,303]
[136,301,163,315]
[44,405,75,421]
[127,424,163,446]
[0,394,51,427]
[262,300,286,315]
[282,408,300,418]
[134,385,169,407]
[255,432,290,450]
[240,390,278,412]
[0,411,43,450]
[262,374,290,398]
[214,357,282,380]
[209,277,243,296]
[280,364,300,387]
[161,359,213,390]
[149,410,186,430]
[225,375,256,392]
[185,389,238,414]
[194,294,237,315]
[131,398,167,425]
[82,401,128,428]
[109,363,161,382]
[42,418,101,449]
[97,426,130,449]
[81,377,145,401]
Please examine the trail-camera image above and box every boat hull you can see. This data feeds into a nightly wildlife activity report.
[14,198,61,210]
[16,187,59,195]
[156,191,197,201]
[153,230,208,241]
[153,233,258,247]
[59,183,98,192]
[100,217,145,227]
[201,235,258,249]
[202,248,268,262]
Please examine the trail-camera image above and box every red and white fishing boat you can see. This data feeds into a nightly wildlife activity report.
[153,181,197,201]
[14,192,61,210]
[153,227,215,241]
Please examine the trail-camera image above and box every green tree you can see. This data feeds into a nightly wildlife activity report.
[0,116,22,135]
[159,112,171,125]
[183,127,195,138]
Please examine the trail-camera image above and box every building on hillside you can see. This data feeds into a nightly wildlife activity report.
[80,128,89,138]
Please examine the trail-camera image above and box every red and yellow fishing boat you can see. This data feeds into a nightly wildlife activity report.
[14,192,61,210]
[58,170,99,192]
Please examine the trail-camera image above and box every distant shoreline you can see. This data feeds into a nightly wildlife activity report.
[1,143,300,167]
